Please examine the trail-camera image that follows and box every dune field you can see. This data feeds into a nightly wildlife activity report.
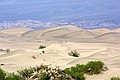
[0,25,120,80]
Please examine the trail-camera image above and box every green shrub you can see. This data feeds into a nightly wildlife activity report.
[76,64,86,73]
[64,61,107,80]
[39,45,46,49]
[64,66,85,80]
[85,61,105,75]
[5,73,22,80]
[0,68,6,80]
[73,72,85,80]
[68,50,80,57]
[39,72,50,80]
[111,77,120,80]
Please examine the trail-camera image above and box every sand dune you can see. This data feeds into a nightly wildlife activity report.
[0,27,32,36]
[62,30,97,38]
[22,25,83,38]
[90,28,112,34]
[96,32,120,38]
[0,25,120,80]
[95,32,120,42]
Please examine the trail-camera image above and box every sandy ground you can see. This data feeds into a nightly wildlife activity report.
[0,26,120,80]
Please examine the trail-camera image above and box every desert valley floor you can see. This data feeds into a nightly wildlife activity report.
[0,25,120,80]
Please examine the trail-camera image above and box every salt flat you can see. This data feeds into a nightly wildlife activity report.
[0,26,120,80]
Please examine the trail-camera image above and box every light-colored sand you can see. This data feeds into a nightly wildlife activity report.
[90,28,120,34]
[0,26,120,80]
[0,27,32,36]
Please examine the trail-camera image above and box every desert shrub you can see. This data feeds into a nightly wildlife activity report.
[0,64,5,66]
[85,61,105,75]
[111,77,120,80]
[39,72,50,80]
[42,51,45,53]
[17,68,35,79]
[64,66,85,80]
[76,64,86,73]
[32,55,36,59]
[39,45,46,49]
[0,68,6,80]
[0,49,10,52]
[68,50,80,57]
[18,65,73,80]
[73,72,85,80]
[0,61,107,80]
[64,61,107,80]
[0,49,5,51]
[6,49,10,53]
[5,73,22,80]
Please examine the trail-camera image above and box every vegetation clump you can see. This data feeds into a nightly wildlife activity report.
[6,49,10,53]
[0,68,6,80]
[5,73,22,80]
[39,45,46,49]
[0,68,22,80]
[68,50,80,57]
[85,61,106,75]
[0,48,10,53]
[17,65,73,80]
[111,77,120,80]
[32,55,36,59]
[0,61,108,80]
[64,61,108,80]
[39,72,50,80]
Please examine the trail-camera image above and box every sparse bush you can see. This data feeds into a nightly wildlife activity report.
[68,50,79,57]
[17,68,35,79]
[0,49,10,53]
[0,49,5,51]
[111,77,120,80]
[42,51,45,53]
[32,55,36,59]
[0,64,5,66]
[6,49,10,53]
[39,45,46,49]
[18,65,73,80]
[0,68,6,80]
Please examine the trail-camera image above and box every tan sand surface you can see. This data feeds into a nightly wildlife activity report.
[0,26,120,80]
